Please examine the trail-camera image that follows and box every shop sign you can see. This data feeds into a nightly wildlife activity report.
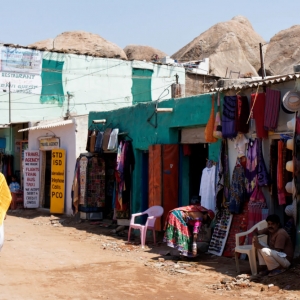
[23,150,40,208]
[39,137,60,151]
[50,149,65,214]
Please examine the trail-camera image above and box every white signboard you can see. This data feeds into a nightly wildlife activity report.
[24,150,40,208]
[0,46,42,94]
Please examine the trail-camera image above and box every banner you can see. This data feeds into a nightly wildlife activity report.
[23,150,40,208]
[0,46,42,94]
[50,149,65,214]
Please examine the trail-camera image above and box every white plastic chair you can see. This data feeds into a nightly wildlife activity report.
[127,206,164,248]
[235,220,268,275]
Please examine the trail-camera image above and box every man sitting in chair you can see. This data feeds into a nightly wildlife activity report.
[252,214,294,277]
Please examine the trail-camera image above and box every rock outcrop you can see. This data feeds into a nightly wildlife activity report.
[172,16,265,77]
[29,31,127,59]
[264,25,300,75]
[124,44,167,61]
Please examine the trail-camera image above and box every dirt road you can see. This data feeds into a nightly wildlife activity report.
[0,210,299,300]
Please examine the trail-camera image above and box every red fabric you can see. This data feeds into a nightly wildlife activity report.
[251,93,268,139]
[277,140,286,205]
[183,144,191,156]
[264,88,281,131]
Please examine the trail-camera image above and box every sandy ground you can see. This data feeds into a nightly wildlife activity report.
[0,210,299,300]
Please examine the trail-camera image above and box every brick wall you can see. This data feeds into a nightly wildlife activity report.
[185,73,219,96]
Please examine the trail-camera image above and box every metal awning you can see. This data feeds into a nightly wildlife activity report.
[18,119,74,132]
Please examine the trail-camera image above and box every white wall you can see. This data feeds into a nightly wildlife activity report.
[28,119,78,215]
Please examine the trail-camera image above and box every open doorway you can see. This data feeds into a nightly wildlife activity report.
[188,143,208,204]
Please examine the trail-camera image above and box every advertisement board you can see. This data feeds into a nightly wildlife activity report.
[23,150,40,208]
[39,137,60,151]
[50,149,65,214]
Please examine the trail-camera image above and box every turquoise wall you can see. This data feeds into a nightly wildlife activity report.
[89,93,221,213]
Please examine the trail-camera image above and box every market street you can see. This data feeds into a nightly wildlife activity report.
[0,210,299,300]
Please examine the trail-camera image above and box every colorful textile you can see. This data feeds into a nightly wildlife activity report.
[208,209,233,256]
[251,93,268,139]
[229,158,246,214]
[257,138,269,187]
[222,96,237,139]
[269,141,278,196]
[0,172,11,225]
[71,158,80,214]
[245,139,258,197]
[264,88,281,131]
[235,95,250,133]
[87,157,106,207]
[277,140,286,205]
[79,156,88,205]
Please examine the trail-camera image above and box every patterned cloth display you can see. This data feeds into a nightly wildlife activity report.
[222,96,238,139]
[245,139,258,197]
[87,157,105,207]
[79,156,88,205]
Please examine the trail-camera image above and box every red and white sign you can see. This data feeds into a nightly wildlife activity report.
[24,150,40,208]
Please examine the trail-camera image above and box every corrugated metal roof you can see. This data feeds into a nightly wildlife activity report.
[210,73,300,92]
[18,119,74,132]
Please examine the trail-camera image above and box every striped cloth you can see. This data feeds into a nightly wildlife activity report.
[264,88,281,131]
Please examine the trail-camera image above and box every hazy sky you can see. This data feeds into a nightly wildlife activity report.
[1,0,299,55]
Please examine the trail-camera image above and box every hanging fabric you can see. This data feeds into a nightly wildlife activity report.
[199,165,216,212]
[107,128,119,150]
[264,88,281,131]
[71,158,80,214]
[213,92,222,139]
[250,93,268,139]
[277,140,286,205]
[95,131,104,153]
[222,96,237,139]
[85,129,92,152]
[235,95,250,133]
[205,94,218,143]
[245,138,258,197]
[102,128,112,152]
[257,138,269,187]
[89,130,97,153]
[229,157,246,214]
[79,156,88,205]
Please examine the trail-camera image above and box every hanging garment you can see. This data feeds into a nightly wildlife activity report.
[277,140,286,205]
[102,128,112,152]
[87,157,106,207]
[95,131,104,153]
[205,95,218,143]
[264,88,281,131]
[79,156,88,205]
[89,130,97,153]
[251,93,268,139]
[245,139,258,197]
[269,141,278,197]
[199,165,216,212]
[229,158,246,214]
[71,158,80,214]
[183,144,192,156]
[107,128,119,150]
[85,130,92,152]
[234,133,248,158]
[216,139,230,210]
[235,95,250,133]
[222,96,238,139]
[257,138,269,187]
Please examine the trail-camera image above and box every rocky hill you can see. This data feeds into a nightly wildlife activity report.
[172,16,265,77]
[29,31,127,59]
[124,44,167,61]
[264,25,300,76]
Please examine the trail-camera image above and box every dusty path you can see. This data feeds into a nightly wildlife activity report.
[0,210,299,300]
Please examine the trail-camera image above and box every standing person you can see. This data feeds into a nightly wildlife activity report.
[0,172,12,251]
[252,214,294,277]
[9,175,20,193]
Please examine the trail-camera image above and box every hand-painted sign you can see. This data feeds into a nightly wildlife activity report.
[50,149,65,214]
[23,150,40,208]
[39,137,60,151]
[0,46,42,94]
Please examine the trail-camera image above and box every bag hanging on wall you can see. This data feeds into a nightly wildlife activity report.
[205,94,218,143]
[213,92,222,139]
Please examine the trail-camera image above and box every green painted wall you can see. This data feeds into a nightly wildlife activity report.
[89,93,221,213]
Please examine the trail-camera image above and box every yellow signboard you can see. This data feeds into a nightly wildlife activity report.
[50,149,65,214]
